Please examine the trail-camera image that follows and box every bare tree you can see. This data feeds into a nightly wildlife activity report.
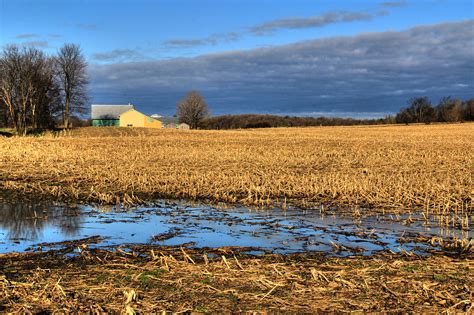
[1,46,42,134]
[436,96,462,122]
[55,43,88,129]
[0,45,61,135]
[408,97,436,123]
[176,90,209,129]
[461,98,474,121]
[33,57,62,129]
[396,97,435,124]
[0,45,29,135]
[0,99,8,128]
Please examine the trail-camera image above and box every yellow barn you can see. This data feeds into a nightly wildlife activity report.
[119,109,162,128]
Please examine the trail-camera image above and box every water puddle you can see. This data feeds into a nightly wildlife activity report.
[0,198,471,255]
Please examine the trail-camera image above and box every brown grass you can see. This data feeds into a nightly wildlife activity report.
[1,245,472,313]
[0,124,472,215]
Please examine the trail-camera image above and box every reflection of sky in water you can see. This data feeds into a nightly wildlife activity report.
[0,199,471,255]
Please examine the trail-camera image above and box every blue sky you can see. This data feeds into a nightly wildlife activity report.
[1,0,473,117]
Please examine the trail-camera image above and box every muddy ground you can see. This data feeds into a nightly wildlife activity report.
[1,242,473,313]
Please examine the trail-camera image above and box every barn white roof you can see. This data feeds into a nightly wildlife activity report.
[91,104,134,120]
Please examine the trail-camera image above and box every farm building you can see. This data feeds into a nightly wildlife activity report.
[177,123,190,129]
[159,116,178,127]
[119,109,162,128]
[159,116,190,129]
[164,123,177,129]
[163,122,190,129]
[91,104,162,128]
[91,104,134,126]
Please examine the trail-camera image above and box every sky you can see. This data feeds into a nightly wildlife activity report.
[0,0,473,118]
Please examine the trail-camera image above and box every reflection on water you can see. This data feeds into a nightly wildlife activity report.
[0,197,471,255]
[0,200,82,241]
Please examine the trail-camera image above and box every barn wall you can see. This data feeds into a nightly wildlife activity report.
[144,116,162,128]
[119,110,145,127]
[92,119,119,126]
[119,109,162,128]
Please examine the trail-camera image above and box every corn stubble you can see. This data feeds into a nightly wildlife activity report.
[1,124,473,313]
[0,124,472,216]
[1,246,472,313]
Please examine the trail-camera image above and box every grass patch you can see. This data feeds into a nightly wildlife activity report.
[138,268,167,285]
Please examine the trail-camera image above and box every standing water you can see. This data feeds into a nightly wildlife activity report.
[0,198,470,255]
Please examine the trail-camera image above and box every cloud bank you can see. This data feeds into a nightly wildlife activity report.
[21,41,49,47]
[89,20,474,117]
[249,11,380,35]
[161,7,390,49]
[15,33,40,39]
[162,32,241,48]
[93,49,144,62]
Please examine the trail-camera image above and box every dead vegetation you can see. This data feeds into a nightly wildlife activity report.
[0,244,472,313]
[1,124,472,216]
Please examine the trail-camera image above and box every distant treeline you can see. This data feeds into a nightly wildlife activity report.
[202,96,473,129]
[202,115,393,129]
[395,97,473,124]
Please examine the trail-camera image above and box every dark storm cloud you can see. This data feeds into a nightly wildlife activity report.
[249,11,379,35]
[93,49,144,62]
[89,20,474,116]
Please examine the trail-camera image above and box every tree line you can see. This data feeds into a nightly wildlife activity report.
[395,97,474,124]
[176,91,396,129]
[198,96,473,130]
[201,114,393,129]
[0,44,88,135]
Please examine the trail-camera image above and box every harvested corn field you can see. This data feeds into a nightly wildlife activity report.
[1,244,472,313]
[1,124,472,214]
[2,3,474,312]
[0,124,473,313]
